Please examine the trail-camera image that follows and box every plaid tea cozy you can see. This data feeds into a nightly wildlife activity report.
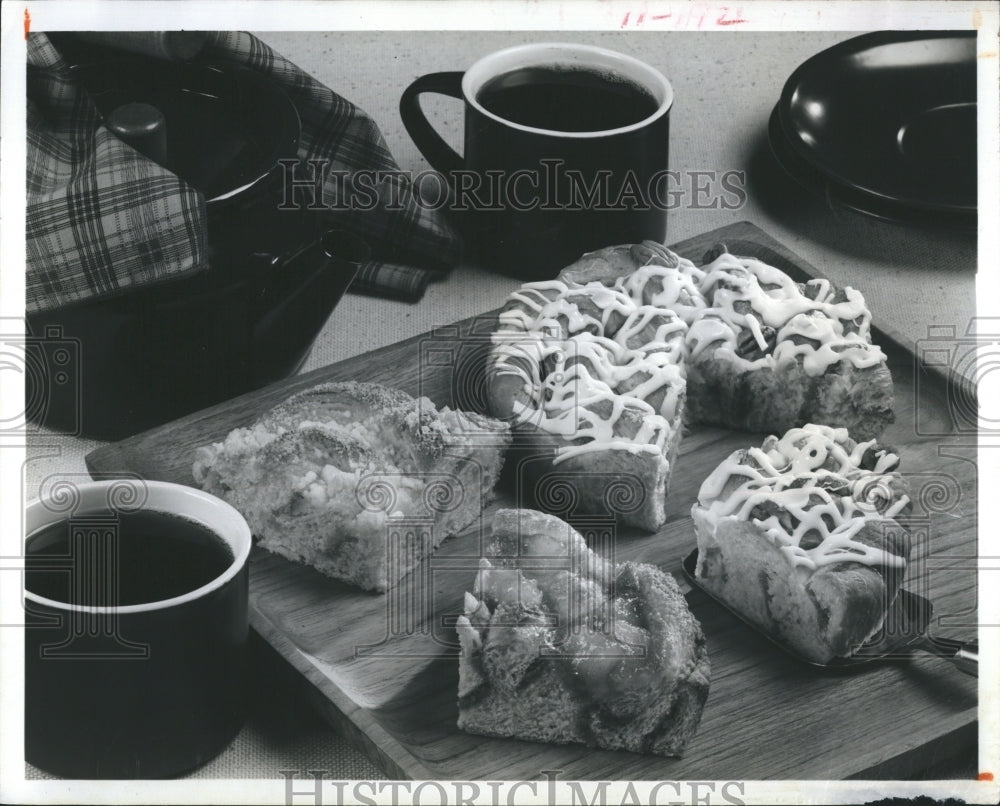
[26,31,462,313]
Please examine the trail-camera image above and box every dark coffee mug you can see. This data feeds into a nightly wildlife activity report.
[24,480,252,778]
[401,42,673,279]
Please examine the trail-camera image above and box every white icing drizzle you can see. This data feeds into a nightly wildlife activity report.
[692,253,884,375]
[686,314,736,360]
[508,333,682,464]
[696,424,908,575]
[621,262,706,324]
[491,247,886,464]
[492,261,694,462]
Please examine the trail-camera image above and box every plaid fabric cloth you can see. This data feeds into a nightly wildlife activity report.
[26,34,207,312]
[25,32,462,313]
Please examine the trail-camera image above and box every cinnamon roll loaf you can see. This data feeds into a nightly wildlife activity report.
[487,241,894,531]
[691,424,910,663]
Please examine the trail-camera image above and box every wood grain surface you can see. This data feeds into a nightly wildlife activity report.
[87,222,978,781]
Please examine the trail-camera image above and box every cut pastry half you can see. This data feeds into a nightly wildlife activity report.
[691,424,911,663]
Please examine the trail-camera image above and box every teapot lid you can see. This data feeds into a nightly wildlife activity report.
[73,56,301,205]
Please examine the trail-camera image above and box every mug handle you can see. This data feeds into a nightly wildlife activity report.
[400,71,465,174]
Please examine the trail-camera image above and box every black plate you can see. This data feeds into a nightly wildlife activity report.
[777,31,977,214]
[767,104,977,229]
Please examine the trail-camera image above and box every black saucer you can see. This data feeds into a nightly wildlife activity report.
[773,31,977,226]
[768,105,976,230]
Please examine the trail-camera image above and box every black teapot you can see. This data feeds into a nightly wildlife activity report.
[27,43,367,439]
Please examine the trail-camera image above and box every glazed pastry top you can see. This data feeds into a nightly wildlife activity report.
[690,252,885,375]
[491,242,886,462]
[491,267,691,462]
[695,424,909,576]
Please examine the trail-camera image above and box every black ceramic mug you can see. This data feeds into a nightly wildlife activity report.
[24,480,252,778]
[401,42,673,279]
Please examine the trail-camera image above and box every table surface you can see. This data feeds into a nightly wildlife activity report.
[23,29,981,782]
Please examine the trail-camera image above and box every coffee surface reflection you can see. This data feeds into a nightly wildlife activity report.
[26,510,234,607]
[477,66,660,132]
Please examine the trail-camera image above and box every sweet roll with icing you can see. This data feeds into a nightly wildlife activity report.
[487,240,895,531]
[691,424,910,663]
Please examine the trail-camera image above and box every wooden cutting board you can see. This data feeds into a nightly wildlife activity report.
[87,222,978,781]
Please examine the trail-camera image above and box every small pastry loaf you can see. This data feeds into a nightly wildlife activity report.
[456,509,710,757]
[691,424,911,663]
[192,381,510,592]
[686,248,894,440]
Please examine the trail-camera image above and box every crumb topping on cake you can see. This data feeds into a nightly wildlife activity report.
[192,381,511,591]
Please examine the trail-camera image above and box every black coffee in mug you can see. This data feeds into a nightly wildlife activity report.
[26,509,234,606]
[401,43,673,279]
[25,481,252,779]
[476,66,660,132]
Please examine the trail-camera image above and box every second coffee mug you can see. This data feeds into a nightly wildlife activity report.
[400,42,673,279]
[24,480,252,778]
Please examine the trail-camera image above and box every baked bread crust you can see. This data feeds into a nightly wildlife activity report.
[687,249,894,440]
[192,381,511,592]
[488,241,894,531]
[456,509,710,757]
[691,424,911,663]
